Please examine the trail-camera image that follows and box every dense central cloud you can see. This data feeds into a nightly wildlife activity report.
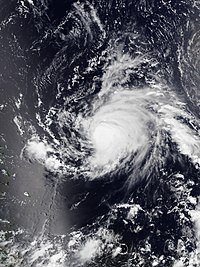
[87,89,154,168]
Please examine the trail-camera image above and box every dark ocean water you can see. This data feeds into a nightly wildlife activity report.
[0,0,200,266]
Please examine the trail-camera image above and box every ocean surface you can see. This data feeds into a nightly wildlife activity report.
[0,0,200,266]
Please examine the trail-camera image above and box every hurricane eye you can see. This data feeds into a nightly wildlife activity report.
[83,89,155,172]
[92,122,117,151]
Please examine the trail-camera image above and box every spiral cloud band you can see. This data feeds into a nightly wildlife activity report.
[85,89,156,172]
[81,85,200,181]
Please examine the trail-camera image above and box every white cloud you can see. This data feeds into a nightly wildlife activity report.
[23,136,61,171]
[78,238,101,264]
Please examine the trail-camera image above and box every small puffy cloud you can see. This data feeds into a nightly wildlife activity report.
[23,136,61,171]
[78,238,101,264]
[25,140,51,162]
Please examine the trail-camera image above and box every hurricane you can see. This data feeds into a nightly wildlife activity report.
[0,0,200,267]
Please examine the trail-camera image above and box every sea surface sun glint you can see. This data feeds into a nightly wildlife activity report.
[1,1,200,266]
